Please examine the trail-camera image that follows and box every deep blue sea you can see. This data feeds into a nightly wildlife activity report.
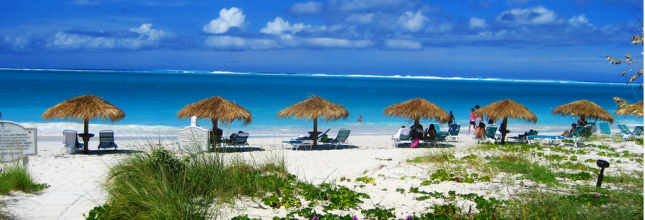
[1,68,642,137]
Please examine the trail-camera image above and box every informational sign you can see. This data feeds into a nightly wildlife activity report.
[178,126,210,151]
[0,121,37,162]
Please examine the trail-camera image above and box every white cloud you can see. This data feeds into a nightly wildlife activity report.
[568,14,592,26]
[205,36,281,50]
[130,23,173,40]
[289,1,323,15]
[398,11,427,32]
[203,7,246,34]
[346,13,375,24]
[3,34,32,51]
[47,23,172,50]
[470,17,487,28]
[426,22,453,33]
[205,34,373,50]
[384,39,422,50]
[303,37,373,48]
[261,17,311,35]
[496,6,558,24]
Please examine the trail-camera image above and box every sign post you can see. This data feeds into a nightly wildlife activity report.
[0,121,37,163]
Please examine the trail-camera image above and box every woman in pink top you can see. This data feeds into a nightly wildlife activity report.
[468,108,476,134]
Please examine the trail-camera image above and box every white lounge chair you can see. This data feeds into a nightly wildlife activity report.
[392,128,411,147]
[63,130,83,153]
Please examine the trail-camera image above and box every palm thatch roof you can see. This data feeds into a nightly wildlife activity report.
[615,101,643,118]
[42,94,125,123]
[383,98,450,124]
[177,96,252,126]
[276,95,349,121]
[552,100,614,123]
[474,99,537,123]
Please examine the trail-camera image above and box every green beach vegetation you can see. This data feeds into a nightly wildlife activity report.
[86,137,643,219]
[0,159,50,219]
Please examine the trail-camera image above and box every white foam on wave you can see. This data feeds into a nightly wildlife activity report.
[19,122,181,137]
[1,68,631,86]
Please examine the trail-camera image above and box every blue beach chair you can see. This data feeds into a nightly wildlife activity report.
[616,124,644,140]
[527,125,591,147]
[323,129,351,149]
[470,125,498,144]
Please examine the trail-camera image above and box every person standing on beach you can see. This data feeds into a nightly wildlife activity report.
[468,108,476,134]
[448,111,455,126]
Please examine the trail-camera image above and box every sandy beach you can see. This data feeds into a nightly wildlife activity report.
[1,131,642,219]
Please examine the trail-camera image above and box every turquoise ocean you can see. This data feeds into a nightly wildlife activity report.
[1,68,642,137]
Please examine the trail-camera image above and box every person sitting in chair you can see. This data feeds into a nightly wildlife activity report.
[476,122,486,138]
[393,126,406,140]
[424,124,437,140]
[561,124,577,136]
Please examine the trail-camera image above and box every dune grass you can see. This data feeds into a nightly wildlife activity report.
[87,142,290,219]
[0,162,49,195]
[502,185,643,219]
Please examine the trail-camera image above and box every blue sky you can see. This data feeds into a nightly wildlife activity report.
[0,0,642,82]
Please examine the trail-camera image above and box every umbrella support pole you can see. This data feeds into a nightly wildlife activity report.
[500,118,508,145]
[312,118,318,150]
[212,118,220,152]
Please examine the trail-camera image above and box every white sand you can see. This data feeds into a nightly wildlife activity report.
[1,133,643,219]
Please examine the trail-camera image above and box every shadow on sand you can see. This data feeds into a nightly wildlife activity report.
[212,146,266,153]
[394,142,457,149]
[86,149,145,155]
[285,144,359,151]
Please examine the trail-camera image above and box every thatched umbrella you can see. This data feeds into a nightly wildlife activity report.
[276,95,349,149]
[177,96,252,148]
[615,101,643,118]
[474,99,537,144]
[383,98,450,127]
[552,100,614,123]
[42,94,125,154]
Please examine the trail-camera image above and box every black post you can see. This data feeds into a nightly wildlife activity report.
[312,118,318,150]
[596,159,610,187]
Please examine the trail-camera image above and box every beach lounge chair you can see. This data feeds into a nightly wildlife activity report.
[634,126,644,138]
[446,123,461,142]
[97,130,118,150]
[229,133,249,147]
[392,128,411,148]
[527,125,591,147]
[507,130,538,143]
[324,129,351,149]
[432,124,450,142]
[617,124,644,140]
[318,128,331,142]
[597,122,619,139]
[470,125,498,144]
[62,130,83,153]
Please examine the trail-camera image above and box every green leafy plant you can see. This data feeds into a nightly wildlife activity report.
[355,176,376,185]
